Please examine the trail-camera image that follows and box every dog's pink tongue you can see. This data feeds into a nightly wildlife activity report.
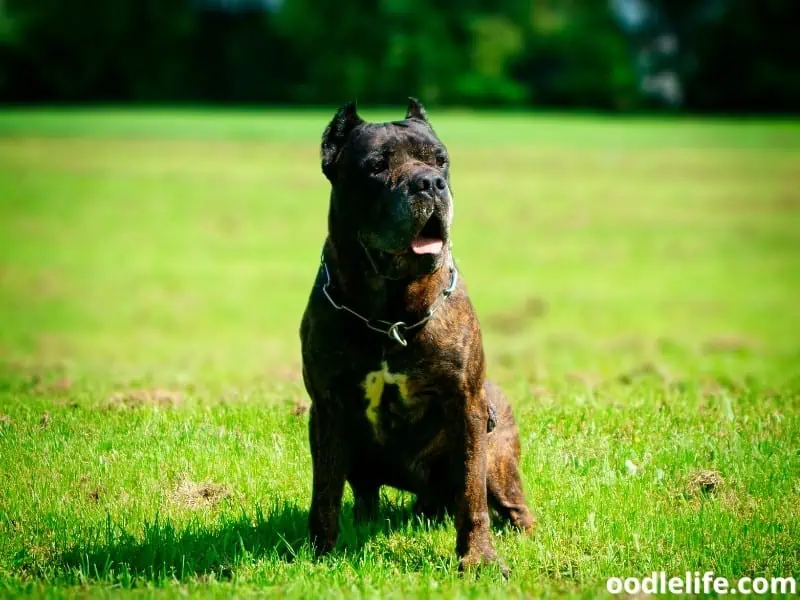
[411,237,444,255]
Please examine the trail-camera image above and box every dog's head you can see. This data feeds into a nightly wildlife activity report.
[322,98,452,280]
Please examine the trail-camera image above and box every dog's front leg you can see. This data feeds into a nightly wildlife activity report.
[308,404,349,555]
[453,385,499,571]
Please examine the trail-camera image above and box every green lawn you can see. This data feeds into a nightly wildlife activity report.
[0,108,798,598]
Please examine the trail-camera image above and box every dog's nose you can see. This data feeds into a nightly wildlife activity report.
[410,173,447,195]
[409,173,432,195]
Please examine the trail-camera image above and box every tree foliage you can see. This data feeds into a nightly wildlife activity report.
[0,0,796,111]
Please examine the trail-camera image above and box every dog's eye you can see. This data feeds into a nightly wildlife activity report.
[435,153,448,168]
[368,157,388,174]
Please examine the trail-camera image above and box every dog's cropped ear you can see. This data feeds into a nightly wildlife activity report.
[321,101,363,181]
[405,97,428,122]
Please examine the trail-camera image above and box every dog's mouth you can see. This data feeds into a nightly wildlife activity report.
[410,213,445,255]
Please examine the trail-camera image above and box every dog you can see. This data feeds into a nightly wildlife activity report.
[300,98,534,571]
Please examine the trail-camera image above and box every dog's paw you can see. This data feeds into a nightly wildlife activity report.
[458,548,509,579]
[513,509,537,534]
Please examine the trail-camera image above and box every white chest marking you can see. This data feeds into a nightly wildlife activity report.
[361,361,410,437]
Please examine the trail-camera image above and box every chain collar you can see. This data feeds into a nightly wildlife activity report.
[320,259,458,347]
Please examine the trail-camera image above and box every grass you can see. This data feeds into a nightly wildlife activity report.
[0,107,798,598]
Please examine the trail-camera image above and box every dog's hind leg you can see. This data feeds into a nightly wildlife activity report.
[485,383,535,532]
[412,493,451,523]
[487,446,535,532]
[351,479,380,522]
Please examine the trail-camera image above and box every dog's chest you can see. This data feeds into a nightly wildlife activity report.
[360,361,430,441]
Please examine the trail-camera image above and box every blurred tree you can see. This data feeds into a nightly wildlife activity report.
[188,6,300,103]
[0,0,196,101]
[677,0,800,111]
[0,0,797,111]
[276,0,469,105]
[515,1,640,110]
[454,15,527,105]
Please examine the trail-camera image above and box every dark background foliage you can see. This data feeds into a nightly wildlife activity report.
[0,0,797,111]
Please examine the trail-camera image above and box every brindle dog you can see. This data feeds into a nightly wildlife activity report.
[300,99,534,571]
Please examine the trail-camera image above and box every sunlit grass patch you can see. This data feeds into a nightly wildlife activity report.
[0,109,798,598]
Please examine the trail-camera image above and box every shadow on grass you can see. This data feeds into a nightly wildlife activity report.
[50,499,434,584]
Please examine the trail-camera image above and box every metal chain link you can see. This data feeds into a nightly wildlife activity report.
[320,261,458,347]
